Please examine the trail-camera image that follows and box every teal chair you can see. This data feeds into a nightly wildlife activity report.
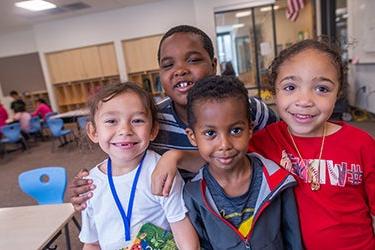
[18,167,80,250]
[77,116,89,131]
[47,118,77,151]
[0,122,28,156]
[29,116,44,141]
[18,167,67,204]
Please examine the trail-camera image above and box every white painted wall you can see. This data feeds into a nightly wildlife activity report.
[33,0,196,53]
[0,0,298,111]
[0,29,36,58]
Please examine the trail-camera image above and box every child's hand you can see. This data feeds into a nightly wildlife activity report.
[68,169,96,211]
[151,150,179,197]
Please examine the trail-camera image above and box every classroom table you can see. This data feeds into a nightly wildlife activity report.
[0,203,75,250]
[50,108,89,123]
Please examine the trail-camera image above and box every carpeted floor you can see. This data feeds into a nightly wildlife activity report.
[0,121,374,250]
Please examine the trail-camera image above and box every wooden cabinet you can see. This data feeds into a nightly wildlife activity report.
[122,35,162,74]
[46,43,120,112]
[122,35,164,96]
[99,43,119,77]
[46,43,119,84]
[80,46,103,79]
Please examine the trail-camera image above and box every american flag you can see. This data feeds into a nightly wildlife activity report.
[285,0,305,22]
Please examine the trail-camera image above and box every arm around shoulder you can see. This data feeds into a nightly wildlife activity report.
[152,149,204,196]
[68,169,95,212]
[248,96,278,131]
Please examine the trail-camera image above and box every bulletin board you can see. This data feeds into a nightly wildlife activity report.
[0,53,46,95]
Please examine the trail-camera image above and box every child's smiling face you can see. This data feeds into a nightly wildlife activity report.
[158,32,216,108]
[87,91,158,170]
[275,48,340,137]
[186,97,252,172]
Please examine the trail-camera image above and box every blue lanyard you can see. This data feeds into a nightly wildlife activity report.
[107,152,146,241]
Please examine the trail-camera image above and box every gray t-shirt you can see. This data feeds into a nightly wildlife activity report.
[203,155,263,230]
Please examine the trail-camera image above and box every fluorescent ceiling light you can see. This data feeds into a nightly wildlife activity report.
[236,11,251,18]
[260,5,280,12]
[15,0,57,11]
[232,23,245,29]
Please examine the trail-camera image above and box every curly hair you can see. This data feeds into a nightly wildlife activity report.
[187,75,251,129]
[88,82,158,130]
[268,38,346,95]
[157,25,214,63]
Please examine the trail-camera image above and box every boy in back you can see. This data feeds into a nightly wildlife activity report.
[69,25,278,210]
[183,75,302,249]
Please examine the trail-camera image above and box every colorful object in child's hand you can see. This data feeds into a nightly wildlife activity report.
[120,223,178,250]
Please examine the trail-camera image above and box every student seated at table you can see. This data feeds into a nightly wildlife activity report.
[32,98,53,121]
[13,105,31,141]
[9,90,26,114]
[0,102,8,129]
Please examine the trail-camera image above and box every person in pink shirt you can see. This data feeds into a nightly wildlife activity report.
[13,108,31,134]
[0,102,8,128]
[32,98,52,120]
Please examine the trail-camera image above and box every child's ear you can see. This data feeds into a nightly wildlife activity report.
[86,121,99,143]
[185,128,197,146]
[212,57,218,74]
[150,122,159,141]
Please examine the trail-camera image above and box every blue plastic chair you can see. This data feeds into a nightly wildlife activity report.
[0,123,28,154]
[29,116,42,133]
[47,118,76,151]
[77,116,89,131]
[29,116,44,141]
[44,111,58,122]
[42,111,58,130]
[18,167,80,249]
[18,166,67,204]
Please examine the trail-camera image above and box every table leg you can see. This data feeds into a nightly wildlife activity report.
[64,224,71,250]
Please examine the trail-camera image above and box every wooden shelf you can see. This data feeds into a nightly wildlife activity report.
[53,75,120,112]
[23,90,50,112]
[45,43,120,113]
[128,70,164,97]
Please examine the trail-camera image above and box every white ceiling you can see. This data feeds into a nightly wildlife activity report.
[0,0,160,34]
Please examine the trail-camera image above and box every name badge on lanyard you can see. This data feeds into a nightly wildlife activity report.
[107,152,147,241]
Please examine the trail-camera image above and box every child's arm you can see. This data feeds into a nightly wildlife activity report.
[281,188,303,249]
[68,169,96,211]
[151,149,204,196]
[170,217,200,250]
[248,96,278,131]
[83,242,100,250]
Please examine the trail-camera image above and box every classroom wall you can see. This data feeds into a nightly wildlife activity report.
[0,29,36,58]
[0,0,276,111]
[347,0,375,113]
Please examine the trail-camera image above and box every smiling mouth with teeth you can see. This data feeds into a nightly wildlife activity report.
[112,142,136,147]
[293,113,315,118]
[174,81,193,89]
